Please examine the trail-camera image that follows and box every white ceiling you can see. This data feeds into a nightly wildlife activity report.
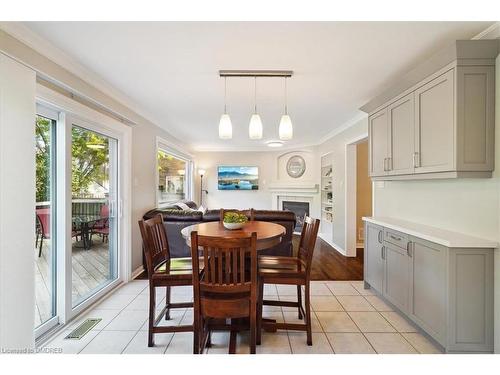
[22,21,492,151]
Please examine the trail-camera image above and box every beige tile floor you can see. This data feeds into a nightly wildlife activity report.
[42,280,444,354]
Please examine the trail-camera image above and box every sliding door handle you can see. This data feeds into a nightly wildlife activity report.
[413,152,420,168]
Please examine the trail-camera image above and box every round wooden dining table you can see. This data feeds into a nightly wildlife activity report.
[181,220,286,353]
[180,220,286,250]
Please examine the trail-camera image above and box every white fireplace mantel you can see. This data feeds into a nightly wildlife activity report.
[269,181,319,215]
[268,181,319,194]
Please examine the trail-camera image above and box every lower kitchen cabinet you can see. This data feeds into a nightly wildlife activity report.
[364,223,384,291]
[408,237,446,344]
[383,243,410,313]
[363,218,495,353]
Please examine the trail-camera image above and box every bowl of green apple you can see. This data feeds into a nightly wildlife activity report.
[222,212,248,230]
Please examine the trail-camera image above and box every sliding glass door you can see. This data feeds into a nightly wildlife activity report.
[34,97,127,339]
[70,125,118,308]
[34,113,57,332]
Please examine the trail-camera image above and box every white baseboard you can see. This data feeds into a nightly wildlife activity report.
[131,265,144,280]
[318,233,347,256]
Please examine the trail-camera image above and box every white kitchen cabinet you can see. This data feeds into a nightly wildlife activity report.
[408,236,446,344]
[414,69,454,174]
[362,40,498,180]
[363,217,496,353]
[364,223,384,291]
[388,93,415,176]
[383,243,410,313]
[368,109,389,177]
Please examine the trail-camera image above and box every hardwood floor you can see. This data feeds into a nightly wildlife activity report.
[293,234,364,281]
[137,234,364,281]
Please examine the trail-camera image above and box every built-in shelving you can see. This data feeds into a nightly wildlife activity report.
[320,160,333,225]
[319,153,334,248]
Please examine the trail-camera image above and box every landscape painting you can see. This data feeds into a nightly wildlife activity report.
[218,166,259,190]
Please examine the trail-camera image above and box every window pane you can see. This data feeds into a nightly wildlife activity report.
[71,125,118,307]
[35,115,56,327]
[157,150,187,204]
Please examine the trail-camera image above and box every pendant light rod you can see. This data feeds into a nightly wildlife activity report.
[284,77,288,115]
[219,70,293,77]
[224,76,227,113]
[254,76,257,113]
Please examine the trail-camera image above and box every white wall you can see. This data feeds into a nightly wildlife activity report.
[0,53,36,350]
[316,117,368,253]
[193,148,318,212]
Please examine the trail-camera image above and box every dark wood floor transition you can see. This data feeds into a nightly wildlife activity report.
[292,235,364,281]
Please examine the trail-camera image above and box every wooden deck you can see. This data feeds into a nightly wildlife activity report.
[35,239,111,327]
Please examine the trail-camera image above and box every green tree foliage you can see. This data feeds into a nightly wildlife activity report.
[35,116,51,202]
[35,117,109,202]
[71,126,108,196]
[157,150,186,192]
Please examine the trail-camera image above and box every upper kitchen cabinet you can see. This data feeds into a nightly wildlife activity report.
[362,40,498,180]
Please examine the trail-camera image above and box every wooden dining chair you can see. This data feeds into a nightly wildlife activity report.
[138,214,196,347]
[219,208,255,222]
[190,231,258,354]
[257,216,320,346]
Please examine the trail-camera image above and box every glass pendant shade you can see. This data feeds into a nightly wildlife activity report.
[279,114,293,140]
[218,113,232,139]
[249,113,263,139]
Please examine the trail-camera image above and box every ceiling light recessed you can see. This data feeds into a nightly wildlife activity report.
[266,141,284,148]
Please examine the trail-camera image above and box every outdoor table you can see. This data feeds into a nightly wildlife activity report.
[72,214,101,250]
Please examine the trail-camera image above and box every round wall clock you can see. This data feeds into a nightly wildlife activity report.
[286,155,306,178]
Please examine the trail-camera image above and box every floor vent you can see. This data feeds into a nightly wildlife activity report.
[65,318,102,340]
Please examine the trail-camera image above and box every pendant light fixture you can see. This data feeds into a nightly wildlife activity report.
[218,76,232,139]
[279,77,293,140]
[218,70,293,140]
[248,76,263,140]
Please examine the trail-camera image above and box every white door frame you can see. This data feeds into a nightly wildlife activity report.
[35,84,132,325]
[344,134,368,257]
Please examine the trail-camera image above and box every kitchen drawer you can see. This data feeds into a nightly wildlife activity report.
[384,228,409,250]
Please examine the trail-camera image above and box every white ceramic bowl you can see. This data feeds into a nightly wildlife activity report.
[223,222,246,230]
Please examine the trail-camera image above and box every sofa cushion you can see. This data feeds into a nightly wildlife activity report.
[143,208,202,222]
[253,209,296,223]
[202,209,220,222]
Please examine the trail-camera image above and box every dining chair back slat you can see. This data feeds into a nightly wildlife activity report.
[190,231,258,353]
[297,216,320,274]
[138,214,170,278]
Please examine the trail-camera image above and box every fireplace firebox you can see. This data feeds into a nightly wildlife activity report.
[282,201,310,232]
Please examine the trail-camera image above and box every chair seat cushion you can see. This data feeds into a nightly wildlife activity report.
[258,256,305,278]
[152,257,203,280]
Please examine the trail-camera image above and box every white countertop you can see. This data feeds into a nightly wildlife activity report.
[362,217,499,249]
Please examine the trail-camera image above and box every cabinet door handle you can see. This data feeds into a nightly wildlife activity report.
[388,157,392,171]
[389,234,402,242]
[378,230,382,244]
[407,241,412,257]
[383,158,387,171]
[413,152,420,168]
[381,246,385,260]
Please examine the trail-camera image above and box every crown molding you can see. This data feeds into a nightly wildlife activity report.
[473,22,500,40]
[317,112,368,145]
[0,22,166,131]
